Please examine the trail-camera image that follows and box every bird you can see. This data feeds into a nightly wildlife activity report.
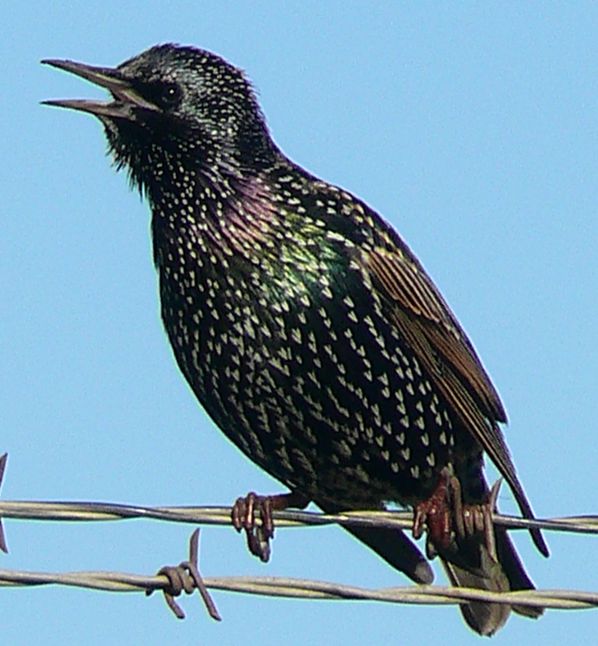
[42,44,548,635]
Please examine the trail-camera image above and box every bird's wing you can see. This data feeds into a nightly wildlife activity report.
[365,245,506,417]
[360,233,548,556]
[363,243,521,498]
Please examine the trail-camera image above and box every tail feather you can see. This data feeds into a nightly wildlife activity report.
[442,525,543,636]
[495,526,543,619]
[316,500,434,584]
[317,496,543,635]
[342,522,434,584]
[441,552,511,636]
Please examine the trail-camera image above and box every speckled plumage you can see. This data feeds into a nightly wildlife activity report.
[154,166,461,510]
[43,44,547,635]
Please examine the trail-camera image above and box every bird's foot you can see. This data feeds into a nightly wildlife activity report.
[412,467,455,558]
[231,490,310,562]
[412,468,501,562]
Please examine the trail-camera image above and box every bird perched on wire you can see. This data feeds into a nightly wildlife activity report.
[42,44,548,635]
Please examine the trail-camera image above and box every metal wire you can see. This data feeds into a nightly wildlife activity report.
[0,451,596,620]
[1,560,597,611]
[0,499,597,617]
[1,498,597,534]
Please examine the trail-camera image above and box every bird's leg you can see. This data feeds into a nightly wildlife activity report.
[412,468,501,562]
[231,491,310,562]
[412,467,454,558]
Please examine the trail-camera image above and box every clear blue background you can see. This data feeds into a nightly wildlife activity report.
[2,3,596,644]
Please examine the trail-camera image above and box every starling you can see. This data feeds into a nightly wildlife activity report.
[42,44,548,635]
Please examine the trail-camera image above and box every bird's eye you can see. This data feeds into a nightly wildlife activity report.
[141,80,182,110]
[161,82,181,107]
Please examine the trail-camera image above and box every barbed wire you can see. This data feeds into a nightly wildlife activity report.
[0,529,597,621]
[0,454,596,621]
[1,497,597,536]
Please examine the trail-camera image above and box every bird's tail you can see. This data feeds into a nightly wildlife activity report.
[440,525,542,636]
[316,499,434,584]
[317,497,542,636]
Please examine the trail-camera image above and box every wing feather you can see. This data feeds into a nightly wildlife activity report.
[363,244,548,555]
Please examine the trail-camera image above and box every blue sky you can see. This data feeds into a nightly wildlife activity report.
[2,3,597,644]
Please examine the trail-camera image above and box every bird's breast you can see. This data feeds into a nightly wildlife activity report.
[154,220,459,507]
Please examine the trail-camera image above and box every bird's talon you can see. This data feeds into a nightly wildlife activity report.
[231,491,309,562]
[412,508,425,540]
[231,491,276,561]
[255,525,272,562]
[463,508,475,536]
[412,469,454,554]
[261,497,274,540]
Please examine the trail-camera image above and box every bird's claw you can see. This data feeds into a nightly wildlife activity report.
[231,490,310,562]
[232,491,275,562]
[413,468,455,558]
[460,479,502,563]
[413,469,501,562]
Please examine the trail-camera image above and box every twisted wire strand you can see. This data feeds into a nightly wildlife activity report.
[0,450,595,619]
[1,566,597,611]
[0,499,597,616]
[1,499,597,535]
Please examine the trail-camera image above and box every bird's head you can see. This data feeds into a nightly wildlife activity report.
[42,44,274,191]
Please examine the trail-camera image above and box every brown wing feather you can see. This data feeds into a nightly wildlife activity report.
[366,247,506,422]
[363,245,548,556]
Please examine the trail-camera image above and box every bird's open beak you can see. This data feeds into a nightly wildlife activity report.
[41,58,158,119]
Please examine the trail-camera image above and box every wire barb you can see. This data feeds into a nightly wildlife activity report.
[146,528,221,621]
[0,454,8,553]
